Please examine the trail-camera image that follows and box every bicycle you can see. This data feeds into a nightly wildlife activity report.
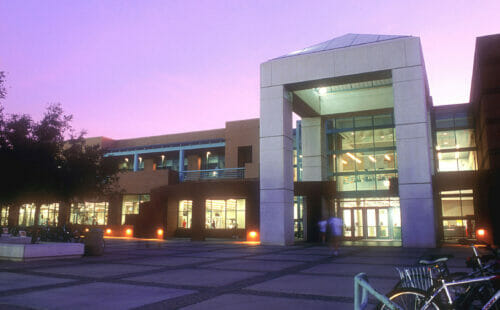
[382,275,499,309]
[380,244,500,309]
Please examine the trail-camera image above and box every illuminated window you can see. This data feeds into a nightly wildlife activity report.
[178,200,192,228]
[326,113,397,192]
[206,199,245,229]
[70,202,109,225]
[440,189,475,240]
[121,194,150,224]
[0,206,9,226]
[39,203,59,226]
[19,204,36,226]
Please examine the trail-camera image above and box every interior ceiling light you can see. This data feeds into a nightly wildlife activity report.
[368,155,376,163]
[317,87,328,96]
[346,152,362,163]
[384,154,391,161]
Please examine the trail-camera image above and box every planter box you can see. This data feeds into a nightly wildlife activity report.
[0,242,84,261]
[0,236,32,244]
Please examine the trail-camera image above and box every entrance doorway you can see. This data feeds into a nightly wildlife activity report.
[338,197,401,241]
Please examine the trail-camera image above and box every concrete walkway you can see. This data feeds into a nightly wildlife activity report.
[0,238,472,309]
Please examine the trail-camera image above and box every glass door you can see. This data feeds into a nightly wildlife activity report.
[378,208,389,238]
[343,209,352,237]
[367,209,377,237]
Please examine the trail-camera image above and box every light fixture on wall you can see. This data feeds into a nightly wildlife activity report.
[316,87,328,96]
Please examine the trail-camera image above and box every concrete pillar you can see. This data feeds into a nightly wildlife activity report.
[179,149,185,181]
[8,204,20,227]
[57,201,70,226]
[133,153,139,172]
[259,85,294,245]
[301,117,326,181]
[108,194,122,226]
[191,194,205,241]
[393,65,436,248]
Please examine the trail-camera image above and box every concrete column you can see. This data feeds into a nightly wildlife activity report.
[57,201,70,227]
[107,194,122,226]
[178,149,185,181]
[133,153,139,172]
[191,194,205,241]
[393,65,436,248]
[301,117,326,181]
[259,85,294,245]
[8,204,20,227]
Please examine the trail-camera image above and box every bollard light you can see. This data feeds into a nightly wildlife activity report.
[106,228,112,234]
[157,228,164,238]
[247,230,259,241]
[125,228,132,236]
[477,229,485,237]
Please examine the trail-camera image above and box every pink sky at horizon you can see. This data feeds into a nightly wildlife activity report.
[1,1,499,140]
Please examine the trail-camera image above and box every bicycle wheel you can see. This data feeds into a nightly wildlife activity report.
[379,288,442,310]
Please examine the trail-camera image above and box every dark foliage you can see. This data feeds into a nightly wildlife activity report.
[0,101,119,216]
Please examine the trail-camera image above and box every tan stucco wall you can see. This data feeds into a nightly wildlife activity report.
[224,119,260,179]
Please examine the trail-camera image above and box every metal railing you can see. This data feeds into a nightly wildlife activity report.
[180,168,245,182]
[354,273,402,310]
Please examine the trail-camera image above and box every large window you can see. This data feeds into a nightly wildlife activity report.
[155,153,180,171]
[294,196,304,240]
[326,113,397,192]
[118,157,134,171]
[434,109,477,172]
[206,199,245,229]
[178,200,192,228]
[440,189,475,240]
[121,194,150,224]
[19,204,36,226]
[70,202,109,225]
[39,203,59,226]
[202,151,225,170]
[1,206,9,226]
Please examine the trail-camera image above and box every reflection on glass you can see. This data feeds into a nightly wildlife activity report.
[355,116,372,128]
[336,117,353,129]
[373,114,393,126]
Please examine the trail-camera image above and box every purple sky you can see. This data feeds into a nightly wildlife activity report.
[1,1,499,139]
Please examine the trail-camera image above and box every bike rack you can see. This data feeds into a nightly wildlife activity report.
[354,273,402,310]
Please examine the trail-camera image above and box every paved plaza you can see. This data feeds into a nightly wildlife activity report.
[0,238,471,309]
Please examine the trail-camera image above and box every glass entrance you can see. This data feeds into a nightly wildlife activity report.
[341,208,364,239]
[339,197,401,241]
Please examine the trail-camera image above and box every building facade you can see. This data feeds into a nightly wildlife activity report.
[1,33,498,247]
